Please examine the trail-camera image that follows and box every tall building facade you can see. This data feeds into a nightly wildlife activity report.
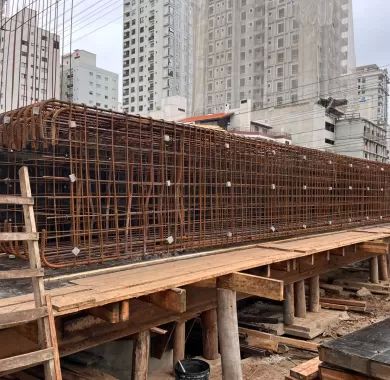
[193,0,355,115]
[61,50,119,111]
[0,8,60,113]
[122,0,193,115]
[347,64,389,127]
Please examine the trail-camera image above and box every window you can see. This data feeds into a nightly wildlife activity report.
[240,78,245,87]
[277,67,283,77]
[325,138,335,145]
[241,38,245,47]
[292,49,298,61]
[292,64,298,75]
[277,82,283,92]
[277,96,283,105]
[277,52,284,63]
[240,65,245,74]
[291,79,298,89]
[325,122,335,133]
[277,23,284,34]
[278,8,285,18]
[277,38,284,48]
[292,34,299,44]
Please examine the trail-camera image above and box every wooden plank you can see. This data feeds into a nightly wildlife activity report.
[319,298,367,308]
[141,288,186,313]
[238,328,319,352]
[0,195,34,205]
[0,232,38,241]
[359,242,389,255]
[320,303,366,312]
[0,348,54,374]
[319,365,368,380]
[46,295,62,380]
[290,357,321,380]
[0,269,44,280]
[217,272,284,301]
[0,307,47,329]
[239,331,279,352]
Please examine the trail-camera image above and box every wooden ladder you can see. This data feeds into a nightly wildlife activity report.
[0,167,62,379]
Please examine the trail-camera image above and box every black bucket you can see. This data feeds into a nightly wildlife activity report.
[174,359,210,380]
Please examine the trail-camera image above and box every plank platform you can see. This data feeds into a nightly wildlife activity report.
[0,225,389,318]
[319,318,390,380]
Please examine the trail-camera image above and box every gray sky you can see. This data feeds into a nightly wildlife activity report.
[68,0,390,96]
[353,0,390,68]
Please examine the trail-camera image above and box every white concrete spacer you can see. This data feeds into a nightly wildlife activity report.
[226,181,232,188]
[163,134,171,142]
[69,174,77,183]
[166,236,174,244]
[72,247,80,256]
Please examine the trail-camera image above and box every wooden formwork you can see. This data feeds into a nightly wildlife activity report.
[0,224,389,379]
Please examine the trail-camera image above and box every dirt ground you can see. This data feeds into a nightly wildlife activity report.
[150,274,390,380]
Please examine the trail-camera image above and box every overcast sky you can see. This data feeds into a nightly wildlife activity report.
[67,0,390,96]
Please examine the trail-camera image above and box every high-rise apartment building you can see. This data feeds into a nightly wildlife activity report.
[0,8,60,113]
[347,64,389,127]
[61,50,119,111]
[193,0,355,115]
[122,0,193,115]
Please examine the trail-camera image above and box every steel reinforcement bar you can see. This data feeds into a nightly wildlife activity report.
[0,100,389,268]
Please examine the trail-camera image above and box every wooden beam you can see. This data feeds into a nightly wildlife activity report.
[201,309,219,360]
[239,329,278,352]
[217,288,243,380]
[0,232,39,241]
[141,288,186,313]
[0,307,47,330]
[217,272,284,301]
[0,195,34,205]
[238,328,319,352]
[89,303,121,324]
[0,269,44,280]
[319,365,367,380]
[290,357,321,380]
[359,241,389,255]
[190,278,217,288]
[131,330,150,380]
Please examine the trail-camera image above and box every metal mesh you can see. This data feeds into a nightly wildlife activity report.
[0,100,389,268]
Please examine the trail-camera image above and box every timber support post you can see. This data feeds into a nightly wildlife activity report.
[309,275,320,313]
[379,254,389,281]
[173,320,186,370]
[201,308,219,360]
[294,280,306,318]
[132,330,150,380]
[217,288,243,380]
[370,256,379,284]
[283,283,295,325]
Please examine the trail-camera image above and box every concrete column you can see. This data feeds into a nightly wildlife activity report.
[370,256,379,284]
[309,275,321,313]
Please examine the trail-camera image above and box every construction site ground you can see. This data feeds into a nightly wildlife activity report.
[148,267,390,380]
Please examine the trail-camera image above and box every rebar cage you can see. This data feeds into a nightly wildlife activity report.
[0,100,389,268]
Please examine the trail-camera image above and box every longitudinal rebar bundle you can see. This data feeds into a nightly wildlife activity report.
[0,100,389,268]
